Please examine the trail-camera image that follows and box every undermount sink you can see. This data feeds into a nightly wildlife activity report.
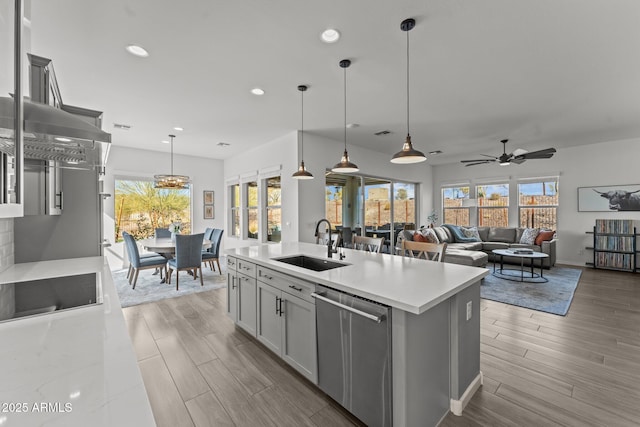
[272,255,349,272]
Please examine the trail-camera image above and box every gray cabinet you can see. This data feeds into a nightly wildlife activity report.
[226,257,257,336]
[256,265,317,383]
[23,159,62,215]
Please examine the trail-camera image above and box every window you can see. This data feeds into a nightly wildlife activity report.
[230,183,240,237]
[266,176,281,242]
[325,185,343,226]
[364,179,391,229]
[477,184,509,227]
[393,183,416,230]
[442,186,470,226]
[519,179,558,229]
[114,179,191,241]
[246,181,258,239]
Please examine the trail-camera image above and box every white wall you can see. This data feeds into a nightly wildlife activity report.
[223,132,299,250]
[297,133,432,243]
[103,146,224,269]
[432,138,640,266]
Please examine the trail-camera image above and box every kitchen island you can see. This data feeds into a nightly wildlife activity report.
[0,257,155,427]
[226,242,488,427]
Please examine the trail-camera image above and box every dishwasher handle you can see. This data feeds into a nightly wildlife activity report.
[311,292,384,323]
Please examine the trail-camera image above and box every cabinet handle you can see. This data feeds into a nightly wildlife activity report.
[231,276,236,289]
[56,192,63,209]
[261,272,273,280]
[279,298,284,317]
[289,285,303,292]
[275,296,281,315]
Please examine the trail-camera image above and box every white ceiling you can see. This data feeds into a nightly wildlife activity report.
[29,0,640,165]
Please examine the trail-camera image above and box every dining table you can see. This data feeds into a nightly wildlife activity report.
[139,236,211,283]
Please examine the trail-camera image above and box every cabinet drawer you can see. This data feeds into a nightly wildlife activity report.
[257,266,315,304]
[227,256,237,271]
[237,260,256,277]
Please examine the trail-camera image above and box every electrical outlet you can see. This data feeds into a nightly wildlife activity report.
[466,301,473,321]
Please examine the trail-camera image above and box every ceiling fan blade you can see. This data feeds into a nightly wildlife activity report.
[463,160,493,167]
[517,147,556,159]
[512,148,528,157]
[461,159,495,163]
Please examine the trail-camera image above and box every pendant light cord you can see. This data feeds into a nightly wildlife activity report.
[300,89,304,161]
[344,64,347,150]
[406,28,410,137]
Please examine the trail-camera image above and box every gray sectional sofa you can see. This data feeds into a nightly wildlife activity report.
[398,225,557,268]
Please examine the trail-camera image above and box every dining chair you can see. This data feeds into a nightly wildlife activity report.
[202,228,224,274]
[123,231,164,281]
[167,233,205,290]
[353,235,385,253]
[316,231,339,250]
[401,240,447,262]
[155,228,171,238]
[122,231,168,289]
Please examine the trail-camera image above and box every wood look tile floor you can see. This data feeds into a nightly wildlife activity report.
[123,266,640,427]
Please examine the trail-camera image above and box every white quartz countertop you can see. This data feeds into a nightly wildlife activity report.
[0,257,156,427]
[227,242,488,314]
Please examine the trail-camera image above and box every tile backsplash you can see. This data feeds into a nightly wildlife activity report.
[0,218,14,273]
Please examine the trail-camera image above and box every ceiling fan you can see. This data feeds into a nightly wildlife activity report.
[460,139,556,167]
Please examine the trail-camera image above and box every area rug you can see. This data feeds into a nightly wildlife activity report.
[481,267,582,315]
[112,266,227,308]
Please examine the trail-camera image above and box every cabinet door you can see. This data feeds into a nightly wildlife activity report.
[237,274,257,336]
[281,293,317,383]
[45,161,62,215]
[256,281,282,355]
[226,271,237,321]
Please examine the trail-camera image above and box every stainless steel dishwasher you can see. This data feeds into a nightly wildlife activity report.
[312,285,392,427]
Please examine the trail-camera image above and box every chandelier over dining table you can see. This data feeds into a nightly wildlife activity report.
[154,134,191,189]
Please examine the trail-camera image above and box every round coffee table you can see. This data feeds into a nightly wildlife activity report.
[492,249,549,283]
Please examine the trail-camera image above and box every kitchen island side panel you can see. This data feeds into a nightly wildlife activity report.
[449,280,481,400]
[392,298,450,427]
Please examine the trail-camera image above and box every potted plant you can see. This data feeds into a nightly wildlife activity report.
[427,210,438,228]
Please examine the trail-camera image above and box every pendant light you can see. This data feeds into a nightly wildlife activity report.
[292,85,314,179]
[154,134,191,189]
[332,59,359,173]
[391,18,427,164]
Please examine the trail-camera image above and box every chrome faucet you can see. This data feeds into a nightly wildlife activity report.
[315,219,337,258]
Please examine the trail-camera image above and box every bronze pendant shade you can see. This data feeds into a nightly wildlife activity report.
[391,18,427,164]
[332,59,359,173]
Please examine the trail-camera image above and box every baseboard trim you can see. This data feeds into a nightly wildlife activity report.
[450,371,483,416]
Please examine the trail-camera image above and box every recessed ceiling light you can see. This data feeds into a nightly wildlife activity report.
[346,123,359,128]
[251,88,265,96]
[161,139,170,144]
[125,44,149,58]
[173,126,184,131]
[54,137,72,142]
[321,29,340,43]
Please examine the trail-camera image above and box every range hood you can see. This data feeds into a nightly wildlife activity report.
[0,96,111,167]
[0,53,112,171]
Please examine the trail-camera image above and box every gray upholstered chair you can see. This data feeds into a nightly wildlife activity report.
[167,233,205,290]
[202,228,224,274]
[122,231,168,289]
[155,228,171,238]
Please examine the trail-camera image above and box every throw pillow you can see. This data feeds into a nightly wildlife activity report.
[520,228,539,245]
[461,226,482,242]
[396,230,415,247]
[535,230,555,245]
[413,233,429,243]
[444,224,479,243]
[418,228,439,244]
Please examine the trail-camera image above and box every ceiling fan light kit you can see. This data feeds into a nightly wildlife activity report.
[461,139,557,167]
[292,85,314,180]
[332,59,360,173]
[391,18,427,165]
[154,134,191,189]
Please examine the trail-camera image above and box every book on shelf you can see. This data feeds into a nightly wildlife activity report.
[595,219,634,234]
[508,249,534,255]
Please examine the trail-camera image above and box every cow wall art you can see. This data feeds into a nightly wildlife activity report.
[578,184,640,211]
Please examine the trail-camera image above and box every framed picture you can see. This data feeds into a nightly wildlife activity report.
[204,205,214,219]
[577,184,640,212]
[203,190,214,205]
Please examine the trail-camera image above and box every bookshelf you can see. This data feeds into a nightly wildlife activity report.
[585,219,638,273]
